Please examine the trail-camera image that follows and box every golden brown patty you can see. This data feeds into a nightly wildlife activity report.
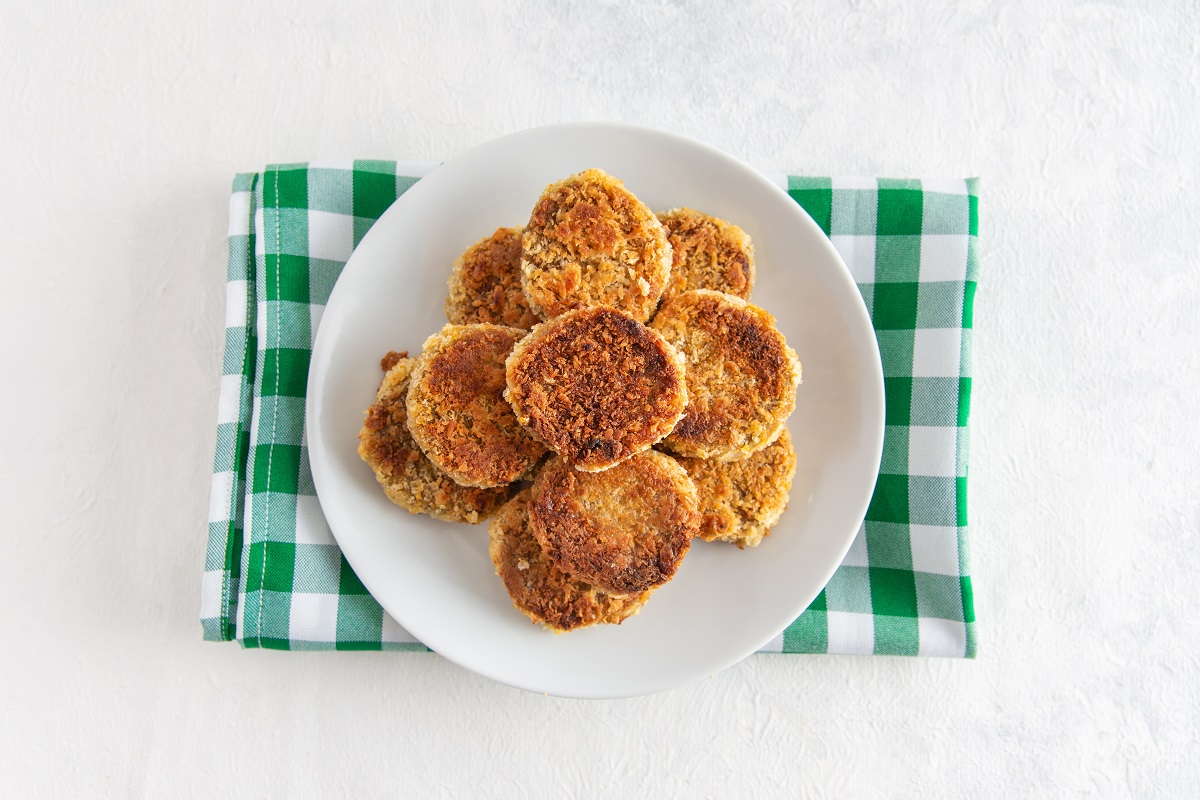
[529,452,698,596]
[521,168,671,323]
[650,289,802,460]
[444,227,541,329]
[676,428,797,548]
[357,352,511,523]
[505,306,687,472]
[406,324,548,488]
[489,489,650,632]
[658,208,755,302]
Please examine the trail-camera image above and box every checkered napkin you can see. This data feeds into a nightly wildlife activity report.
[201,162,979,657]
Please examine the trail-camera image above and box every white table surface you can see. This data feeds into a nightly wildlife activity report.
[2,1,1197,796]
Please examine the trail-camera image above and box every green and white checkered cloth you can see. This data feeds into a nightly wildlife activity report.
[202,162,979,657]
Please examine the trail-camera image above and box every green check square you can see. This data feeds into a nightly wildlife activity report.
[824,566,873,614]
[908,475,958,526]
[876,188,923,235]
[884,377,913,426]
[265,255,310,303]
[869,567,918,618]
[788,188,832,235]
[264,166,309,209]
[875,330,915,377]
[783,608,828,652]
[922,192,971,235]
[245,542,296,592]
[872,282,919,330]
[306,169,353,215]
[336,594,384,643]
[865,521,914,570]
[879,426,910,475]
[252,444,301,494]
[309,258,345,305]
[338,555,371,595]
[867,474,908,523]
[261,348,310,398]
[875,616,920,655]
[968,193,979,236]
[915,572,966,621]
[829,189,878,236]
[916,282,965,329]
[874,236,922,283]
[960,577,976,623]
[292,544,343,593]
[963,280,977,328]
[353,168,398,220]
[907,377,961,427]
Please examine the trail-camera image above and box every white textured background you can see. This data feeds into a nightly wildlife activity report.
[2,1,1198,796]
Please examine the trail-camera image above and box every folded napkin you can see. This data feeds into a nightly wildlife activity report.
[202,162,979,657]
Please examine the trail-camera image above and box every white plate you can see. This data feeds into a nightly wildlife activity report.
[307,123,884,698]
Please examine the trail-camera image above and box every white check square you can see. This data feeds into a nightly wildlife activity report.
[830,235,877,284]
[908,426,959,478]
[826,611,875,655]
[228,191,252,236]
[909,524,961,576]
[840,523,870,568]
[919,235,970,283]
[918,618,967,657]
[201,570,226,619]
[295,495,336,546]
[208,471,234,524]
[289,593,340,641]
[307,210,355,262]
[911,329,962,377]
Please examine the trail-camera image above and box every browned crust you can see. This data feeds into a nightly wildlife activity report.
[357,355,511,523]
[406,324,548,488]
[521,169,671,322]
[488,489,650,632]
[676,428,797,548]
[658,208,755,302]
[650,289,801,460]
[444,227,542,329]
[504,306,688,472]
[528,452,698,596]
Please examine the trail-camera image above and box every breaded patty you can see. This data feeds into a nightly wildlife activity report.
[676,428,796,548]
[658,208,755,302]
[505,306,687,472]
[406,324,548,488]
[489,489,650,632]
[650,289,802,461]
[358,352,511,523]
[444,227,541,329]
[521,169,671,323]
[529,452,698,596]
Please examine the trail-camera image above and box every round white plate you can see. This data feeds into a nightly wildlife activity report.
[307,123,884,698]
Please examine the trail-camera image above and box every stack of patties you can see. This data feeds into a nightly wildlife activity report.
[358,168,801,633]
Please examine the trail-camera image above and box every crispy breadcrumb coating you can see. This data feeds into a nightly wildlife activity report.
[445,227,541,329]
[489,489,650,632]
[505,306,687,472]
[407,325,548,488]
[675,428,796,548]
[357,353,511,522]
[529,452,698,596]
[522,169,671,322]
[650,289,801,461]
